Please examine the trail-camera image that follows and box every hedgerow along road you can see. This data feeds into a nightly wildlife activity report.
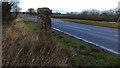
[20,16,119,55]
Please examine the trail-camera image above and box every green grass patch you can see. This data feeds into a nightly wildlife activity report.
[20,18,38,32]
[57,18,119,29]
[20,18,120,66]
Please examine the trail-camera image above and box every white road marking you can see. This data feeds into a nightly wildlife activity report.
[65,25,118,38]
[114,34,118,37]
[52,27,120,55]
[66,25,90,31]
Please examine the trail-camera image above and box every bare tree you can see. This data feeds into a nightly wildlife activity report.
[81,10,89,15]
[2,1,19,24]
[27,8,35,15]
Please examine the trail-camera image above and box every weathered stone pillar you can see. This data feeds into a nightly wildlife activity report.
[37,8,52,45]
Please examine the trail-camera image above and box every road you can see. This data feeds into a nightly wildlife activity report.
[20,16,119,55]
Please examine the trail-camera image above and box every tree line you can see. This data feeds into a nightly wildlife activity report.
[52,9,119,22]
[20,7,120,22]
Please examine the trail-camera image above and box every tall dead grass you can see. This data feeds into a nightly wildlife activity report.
[2,19,68,66]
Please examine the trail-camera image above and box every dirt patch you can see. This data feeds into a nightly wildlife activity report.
[2,18,68,66]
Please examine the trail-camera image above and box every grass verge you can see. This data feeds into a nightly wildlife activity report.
[20,18,120,66]
[20,18,38,32]
[57,18,119,29]
[53,30,120,66]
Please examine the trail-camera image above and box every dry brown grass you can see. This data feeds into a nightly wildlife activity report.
[2,18,68,66]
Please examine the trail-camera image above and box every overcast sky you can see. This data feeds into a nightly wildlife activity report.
[19,0,120,12]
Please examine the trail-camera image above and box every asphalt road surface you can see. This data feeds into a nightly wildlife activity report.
[20,16,119,55]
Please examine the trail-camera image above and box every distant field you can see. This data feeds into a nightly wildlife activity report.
[57,18,119,29]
